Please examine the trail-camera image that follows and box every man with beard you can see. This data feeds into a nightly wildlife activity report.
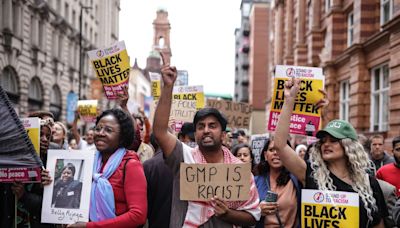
[377,136,400,197]
[153,53,260,228]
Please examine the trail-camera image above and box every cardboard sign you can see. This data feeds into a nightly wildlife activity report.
[301,189,359,228]
[41,150,95,224]
[206,99,252,129]
[149,72,161,100]
[268,65,325,136]
[77,100,98,123]
[180,163,251,201]
[21,117,40,155]
[87,41,130,99]
[0,167,41,183]
[250,134,269,165]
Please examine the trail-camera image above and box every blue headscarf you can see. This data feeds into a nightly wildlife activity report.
[89,148,126,221]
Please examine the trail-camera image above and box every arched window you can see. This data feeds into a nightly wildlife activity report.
[28,77,43,112]
[0,66,19,105]
[50,85,62,121]
[158,36,165,48]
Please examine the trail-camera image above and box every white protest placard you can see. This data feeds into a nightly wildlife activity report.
[180,163,251,201]
[41,150,95,224]
[301,189,359,228]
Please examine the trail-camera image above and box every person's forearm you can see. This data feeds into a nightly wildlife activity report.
[72,118,81,144]
[274,97,295,149]
[219,209,256,226]
[143,117,151,144]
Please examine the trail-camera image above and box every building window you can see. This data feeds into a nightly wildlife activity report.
[325,0,332,14]
[30,15,37,46]
[72,10,76,27]
[340,80,350,121]
[58,35,63,59]
[370,64,389,132]
[50,85,62,121]
[381,0,393,24]
[64,3,69,22]
[0,66,19,104]
[39,19,45,49]
[347,11,354,47]
[56,0,61,14]
[12,1,21,36]
[28,77,43,112]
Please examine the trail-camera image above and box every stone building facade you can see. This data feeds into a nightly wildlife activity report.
[0,0,120,121]
[269,0,400,143]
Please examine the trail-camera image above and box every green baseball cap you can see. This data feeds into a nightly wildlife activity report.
[316,119,358,140]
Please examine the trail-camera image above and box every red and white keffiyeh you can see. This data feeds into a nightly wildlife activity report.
[182,145,261,228]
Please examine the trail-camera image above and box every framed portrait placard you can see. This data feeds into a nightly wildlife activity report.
[41,150,95,224]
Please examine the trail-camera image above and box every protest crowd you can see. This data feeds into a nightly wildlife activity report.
[2,52,400,228]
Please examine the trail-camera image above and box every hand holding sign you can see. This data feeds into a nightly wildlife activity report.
[117,85,129,110]
[11,182,25,199]
[160,52,177,87]
[211,196,229,217]
[315,89,329,109]
[41,169,53,186]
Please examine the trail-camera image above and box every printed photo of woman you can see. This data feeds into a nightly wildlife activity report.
[51,162,83,209]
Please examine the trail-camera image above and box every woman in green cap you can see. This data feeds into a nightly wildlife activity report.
[273,77,387,228]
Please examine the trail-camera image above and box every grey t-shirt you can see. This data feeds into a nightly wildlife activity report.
[164,140,241,228]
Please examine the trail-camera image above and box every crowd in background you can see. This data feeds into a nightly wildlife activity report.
[1,63,400,228]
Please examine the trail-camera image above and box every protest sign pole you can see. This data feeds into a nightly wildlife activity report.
[79,5,92,99]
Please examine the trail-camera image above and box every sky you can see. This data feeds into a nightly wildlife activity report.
[119,0,242,96]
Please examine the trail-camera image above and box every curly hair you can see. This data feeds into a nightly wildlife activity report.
[96,109,135,148]
[309,138,377,221]
[257,138,291,187]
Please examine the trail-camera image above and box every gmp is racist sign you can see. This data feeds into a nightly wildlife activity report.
[180,163,251,201]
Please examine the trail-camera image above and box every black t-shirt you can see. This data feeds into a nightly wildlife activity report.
[305,162,388,228]
[143,151,173,228]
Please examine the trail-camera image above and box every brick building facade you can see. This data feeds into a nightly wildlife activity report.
[269,0,400,143]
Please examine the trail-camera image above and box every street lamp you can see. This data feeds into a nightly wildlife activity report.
[79,5,92,99]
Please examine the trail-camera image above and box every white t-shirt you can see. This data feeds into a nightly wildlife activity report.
[78,139,96,151]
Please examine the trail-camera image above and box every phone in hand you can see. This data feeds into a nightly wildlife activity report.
[265,191,278,202]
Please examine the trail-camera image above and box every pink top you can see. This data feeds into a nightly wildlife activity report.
[264,180,297,228]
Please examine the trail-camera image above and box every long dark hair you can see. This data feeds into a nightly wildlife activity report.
[231,143,254,168]
[256,138,291,187]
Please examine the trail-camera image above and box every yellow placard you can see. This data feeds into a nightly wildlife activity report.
[21,118,40,155]
[78,100,98,123]
[270,78,324,117]
[301,189,359,228]
[88,41,130,99]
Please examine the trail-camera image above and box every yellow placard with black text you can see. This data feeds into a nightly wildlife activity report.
[87,41,130,99]
[301,189,359,228]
